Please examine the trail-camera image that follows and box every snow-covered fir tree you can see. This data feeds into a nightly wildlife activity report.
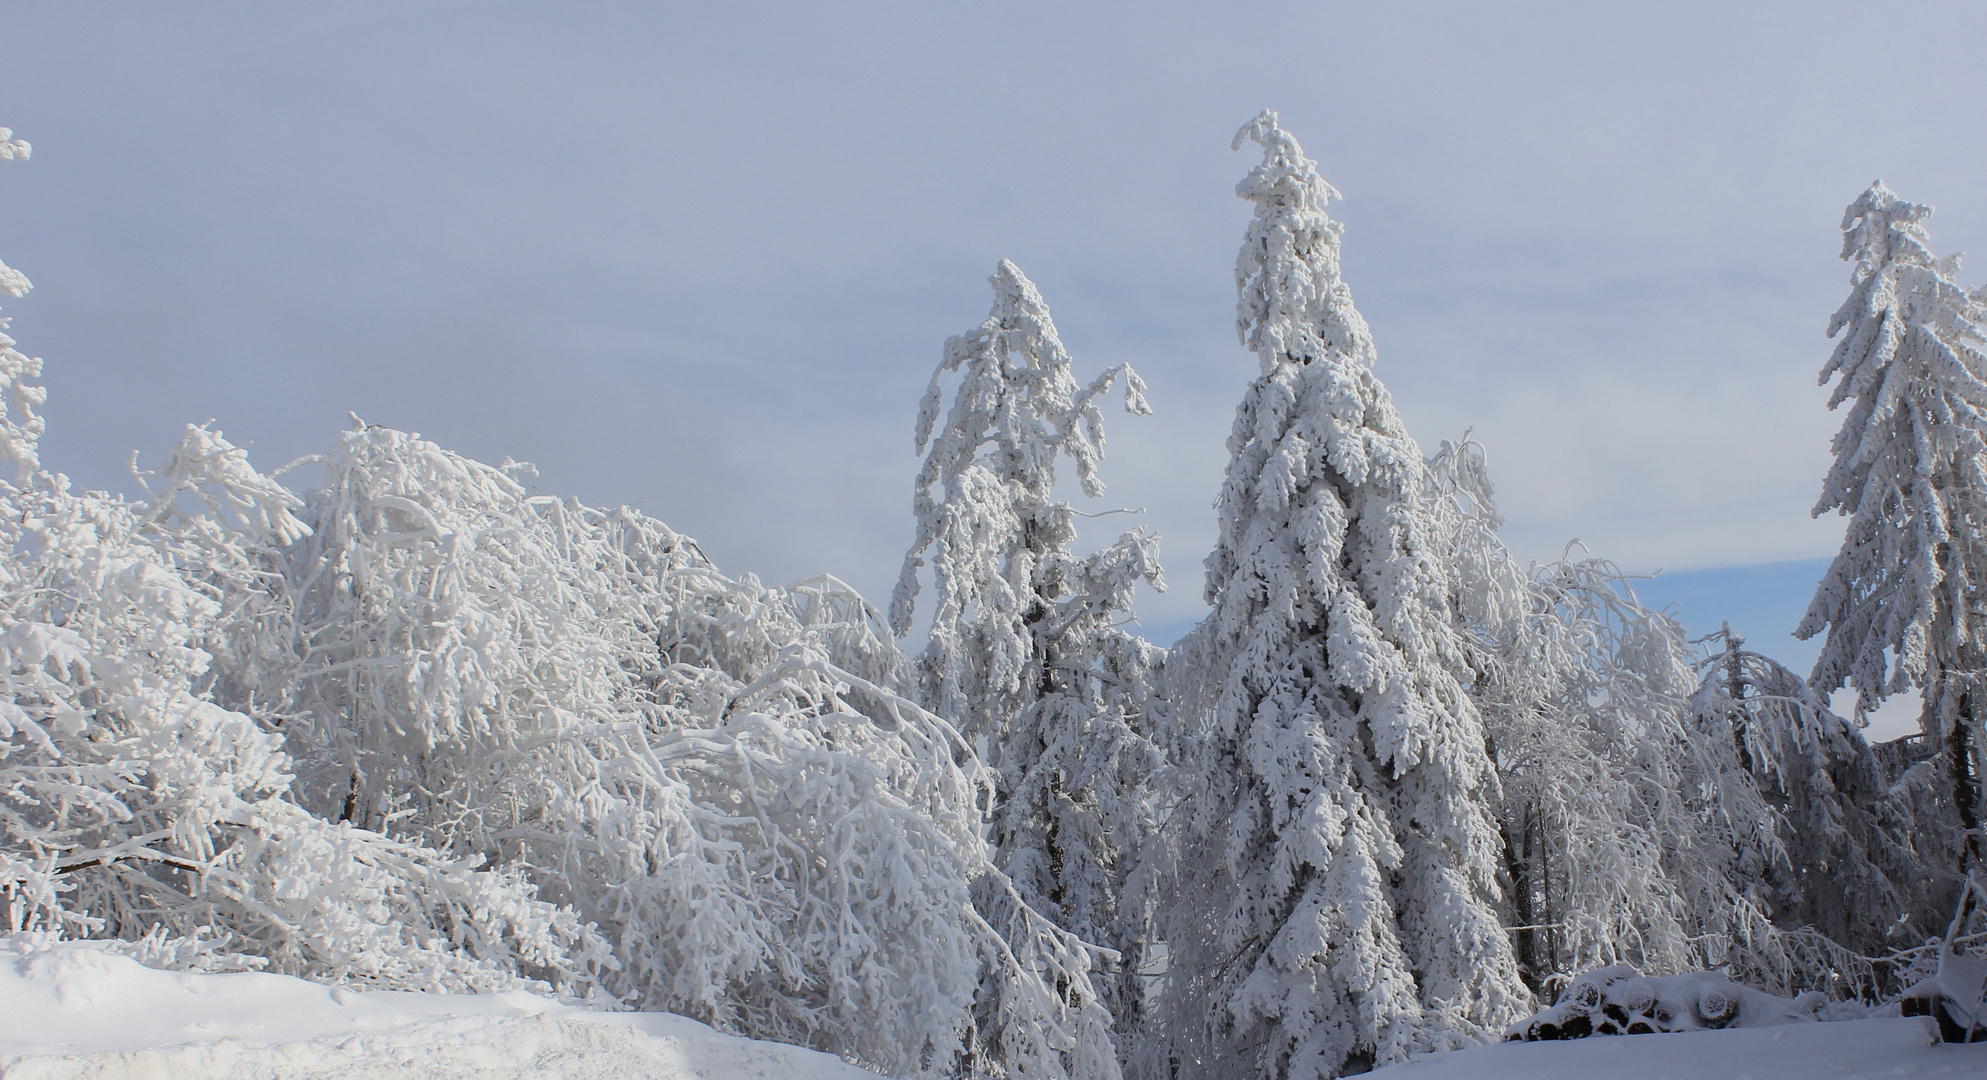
[1798,182,1987,866]
[891,259,1163,1063]
[1151,112,1527,1080]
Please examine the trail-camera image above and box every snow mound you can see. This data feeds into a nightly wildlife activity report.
[1372,1016,1987,1080]
[1505,965,1857,1040]
[0,937,882,1080]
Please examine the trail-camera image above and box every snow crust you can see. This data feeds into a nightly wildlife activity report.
[0,937,883,1079]
[1370,1017,1987,1080]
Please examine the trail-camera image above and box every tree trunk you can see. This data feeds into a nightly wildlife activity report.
[1954,689,1982,871]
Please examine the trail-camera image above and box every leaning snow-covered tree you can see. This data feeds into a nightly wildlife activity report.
[1429,440,1817,1000]
[1150,112,1527,1080]
[1429,440,1892,1002]
[891,259,1163,1062]
[1694,627,1958,987]
[1425,442,1701,995]
[1798,182,1987,867]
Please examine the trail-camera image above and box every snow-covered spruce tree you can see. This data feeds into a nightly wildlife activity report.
[0,132,606,994]
[1150,113,1526,1080]
[246,420,1115,1079]
[890,259,1163,1064]
[1694,628,1959,989]
[1798,182,1987,868]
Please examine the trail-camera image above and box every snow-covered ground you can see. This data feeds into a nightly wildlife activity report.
[1370,1017,1987,1080]
[10,935,1987,1080]
[0,937,883,1079]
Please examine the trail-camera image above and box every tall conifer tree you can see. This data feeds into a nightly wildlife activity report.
[1154,112,1526,1080]
[891,259,1158,1071]
[1798,182,1987,865]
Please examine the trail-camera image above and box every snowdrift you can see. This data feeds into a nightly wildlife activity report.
[0,937,884,1080]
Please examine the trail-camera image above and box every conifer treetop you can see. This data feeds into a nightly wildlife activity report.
[0,129,42,487]
[1799,181,1987,712]
[1232,110,1372,377]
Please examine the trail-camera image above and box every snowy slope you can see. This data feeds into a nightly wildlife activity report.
[1369,1017,1987,1080]
[0,937,884,1080]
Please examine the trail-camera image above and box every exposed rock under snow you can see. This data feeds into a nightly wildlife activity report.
[1374,1015,1986,1080]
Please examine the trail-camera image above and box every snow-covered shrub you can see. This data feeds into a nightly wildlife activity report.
[0,427,603,994]
[0,130,605,996]
[1901,947,1987,1043]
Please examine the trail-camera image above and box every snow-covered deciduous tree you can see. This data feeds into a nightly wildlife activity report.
[0,127,1121,1079]
[1423,440,1704,995]
[1150,112,1527,1080]
[890,260,1163,1058]
[1473,558,1806,996]
[1798,182,1987,864]
[1693,628,1959,992]
[1424,439,1777,998]
[1434,436,1923,1004]
[233,419,1119,1079]
[0,131,606,996]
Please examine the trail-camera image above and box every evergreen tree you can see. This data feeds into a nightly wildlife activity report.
[1797,183,1987,866]
[1152,112,1526,1080]
[890,260,1162,1065]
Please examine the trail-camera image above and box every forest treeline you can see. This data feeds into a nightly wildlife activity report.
[0,113,1979,1080]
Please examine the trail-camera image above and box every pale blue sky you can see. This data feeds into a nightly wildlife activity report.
[5,3,1985,723]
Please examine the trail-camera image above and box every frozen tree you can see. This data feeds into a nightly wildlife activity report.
[890,260,1161,1066]
[1423,442,1700,994]
[238,420,1119,1079]
[0,124,1122,1077]
[1424,440,1785,997]
[1798,183,1987,865]
[990,529,1168,1039]
[1477,560,1828,996]
[1150,112,1526,1080]
[0,132,605,995]
[890,259,1152,739]
[0,129,41,488]
[1694,628,1959,991]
